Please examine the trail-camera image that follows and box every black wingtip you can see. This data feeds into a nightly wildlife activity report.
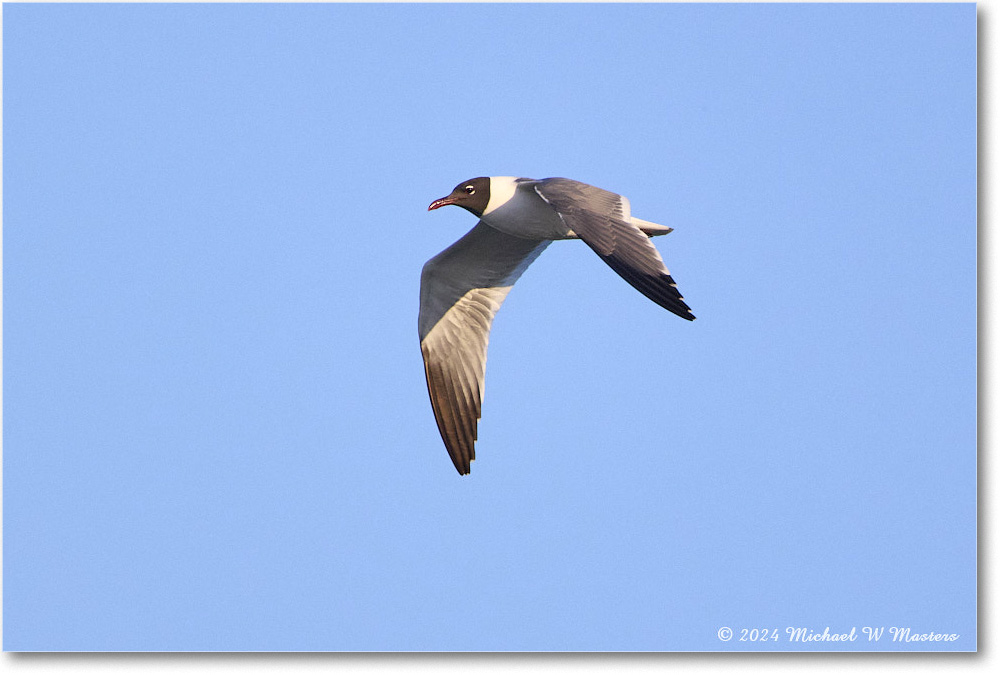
[667,306,696,321]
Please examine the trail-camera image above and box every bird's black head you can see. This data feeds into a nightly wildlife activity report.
[428,177,491,218]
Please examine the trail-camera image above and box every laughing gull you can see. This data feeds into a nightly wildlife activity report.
[420,176,694,475]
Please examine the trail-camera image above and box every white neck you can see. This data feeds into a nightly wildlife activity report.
[483,176,520,216]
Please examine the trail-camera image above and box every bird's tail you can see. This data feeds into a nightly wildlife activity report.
[631,217,673,237]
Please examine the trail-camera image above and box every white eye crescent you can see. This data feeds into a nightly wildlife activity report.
[464,185,475,194]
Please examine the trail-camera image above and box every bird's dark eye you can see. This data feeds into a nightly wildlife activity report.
[464,185,475,194]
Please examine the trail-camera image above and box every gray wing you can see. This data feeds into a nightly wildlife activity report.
[419,222,550,475]
[533,178,695,321]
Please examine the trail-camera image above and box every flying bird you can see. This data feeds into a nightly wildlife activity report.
[420,176,694,475]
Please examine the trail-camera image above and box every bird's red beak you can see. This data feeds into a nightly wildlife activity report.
[428,197,456,211]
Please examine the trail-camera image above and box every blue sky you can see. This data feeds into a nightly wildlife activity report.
[3,2,976,651]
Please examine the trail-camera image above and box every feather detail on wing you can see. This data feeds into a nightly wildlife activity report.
[534,178,695,321]
[419,223,549,474]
